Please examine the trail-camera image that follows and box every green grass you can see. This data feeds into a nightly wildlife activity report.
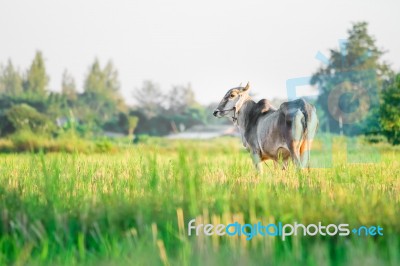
[0,136,399,265]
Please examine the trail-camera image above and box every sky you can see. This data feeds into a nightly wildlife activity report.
[1,0,399,105]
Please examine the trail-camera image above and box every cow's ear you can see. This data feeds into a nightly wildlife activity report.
[242,82,250,92]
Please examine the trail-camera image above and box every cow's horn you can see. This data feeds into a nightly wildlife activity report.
[243,82,250,92]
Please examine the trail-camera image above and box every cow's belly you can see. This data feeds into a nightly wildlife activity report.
[256,115,290,160]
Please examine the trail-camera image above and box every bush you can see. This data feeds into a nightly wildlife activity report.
[95,139,115,153]
[362,134,388,144]
[102,112,130,134]
[4,104,55,135]
[10,130,50,152]
[0,139,14,153]
[4,130,119,153]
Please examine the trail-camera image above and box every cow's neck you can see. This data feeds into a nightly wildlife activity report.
[235,98,255,147]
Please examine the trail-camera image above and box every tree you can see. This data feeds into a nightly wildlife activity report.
[104,61,120,93]
[166,84,197,114]
[311,22,393,135]
[82,59,126,122]
[380,74,400,145]
[0,59,23,96]
[103,61,126,113]
[84,59,104,94]
[133,81,166,118]
[61,70,77,102]
[24,51,49,97]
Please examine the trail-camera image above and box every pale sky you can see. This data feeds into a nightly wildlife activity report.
[1,0,399,104]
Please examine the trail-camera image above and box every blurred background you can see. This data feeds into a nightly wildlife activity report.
[1,0,400,149]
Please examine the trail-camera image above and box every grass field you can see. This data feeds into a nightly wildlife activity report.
[0,136,399,265]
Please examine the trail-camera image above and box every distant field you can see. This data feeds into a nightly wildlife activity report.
[0,136,399,265]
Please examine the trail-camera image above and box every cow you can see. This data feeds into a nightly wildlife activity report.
[213,82,318,172]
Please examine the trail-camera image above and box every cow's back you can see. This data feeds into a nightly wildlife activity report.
[254,98,318,161]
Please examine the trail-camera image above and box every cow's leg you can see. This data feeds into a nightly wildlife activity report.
[250,152,263,174]
[300,140,313,169]
[288,142,302,168]
[272,159,289,170]
[282,158,289,170]
[275,149,289,170]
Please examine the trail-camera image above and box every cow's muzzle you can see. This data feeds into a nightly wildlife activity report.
[213,108,235,118]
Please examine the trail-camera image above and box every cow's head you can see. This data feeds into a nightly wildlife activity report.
[213,82,251,118]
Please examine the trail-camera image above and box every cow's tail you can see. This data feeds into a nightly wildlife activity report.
[283,101,312,168]
[285,109,306,142]
[301,105,318,169]
[282,109,305,168]
[283,99,308,137]
[298,110,308,154]
[281,99,319,168]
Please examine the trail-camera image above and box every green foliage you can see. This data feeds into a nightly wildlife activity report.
[101,112,130,135]
[0,52,213,138]
[0,94,49,114]
[0,138,399,264]
[94,139,115,152]
[82,59,126,122]
[5,104,55,134]
[9,130,52,152]
[380,74,400,144]
[0,59,23,96]
[24,51,49,97]
[0,139,14,152]
[361,134,388,144]
[311,22,393,135]
[168,107,207,132]
[61,69,77,102]
[0,130,120,153]
[0,28,399,140]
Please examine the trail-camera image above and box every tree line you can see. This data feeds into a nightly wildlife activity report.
[0,22,399,144]
[0,54,219,139]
